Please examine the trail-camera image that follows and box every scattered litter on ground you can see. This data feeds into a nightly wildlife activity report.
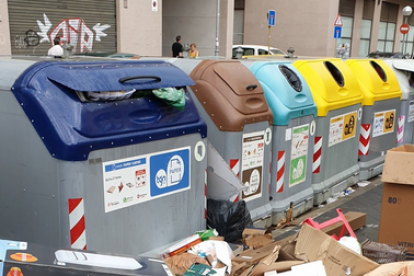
[326,197,338,204]
[358,181,371,187]
[365,224,379,228]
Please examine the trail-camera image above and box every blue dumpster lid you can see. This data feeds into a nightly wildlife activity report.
[249,61,317,125]
[12,60,207,161]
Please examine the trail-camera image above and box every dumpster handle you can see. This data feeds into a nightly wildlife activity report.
[246,84,257,91]
[119,76,162,83]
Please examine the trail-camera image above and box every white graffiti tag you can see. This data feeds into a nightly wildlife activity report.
[36,13,110,52]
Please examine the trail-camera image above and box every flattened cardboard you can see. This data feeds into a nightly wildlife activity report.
[381,145,414,185]
[232,242,279,264]
[250,261,304,276]
[322,212,366,237]
[242,228,274,249]
[242,228,272,239]
[364,261,414,276]
[295,224,379,276]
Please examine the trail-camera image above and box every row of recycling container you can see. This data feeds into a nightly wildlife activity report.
[0,56,413,258]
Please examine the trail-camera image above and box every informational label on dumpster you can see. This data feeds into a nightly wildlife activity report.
[102,147,190,213]
[241,131,264,201]
[328,111,357,147]
[408,101,414,123]
[372,109,395,137]
[289,124,309,186]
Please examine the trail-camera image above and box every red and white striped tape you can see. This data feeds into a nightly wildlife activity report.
[229,159,240,202]
[204,170,207,220]
[68,198,87,250]
[359,124,371,156]
[312,136,322,174]
[268,151,272,194]
[276,151,285,193]
[397,115,405,144]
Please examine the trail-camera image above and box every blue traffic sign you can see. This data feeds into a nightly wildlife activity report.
[268,10,276,26]
[334,26,342,39]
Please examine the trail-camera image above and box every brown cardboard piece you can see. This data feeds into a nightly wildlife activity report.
[232,242,280,264]
[296,223,379,276]
[381,144,414,184]
[250,261,304,276]
[322,211,366,237]
[379,145,414,258]
[231,241,304,276]
[242,228,274,249]
[364,261,414,276]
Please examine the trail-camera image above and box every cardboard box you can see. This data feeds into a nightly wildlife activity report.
[381,144,414,184]
[295,224,379,276]
[379,145,414,259]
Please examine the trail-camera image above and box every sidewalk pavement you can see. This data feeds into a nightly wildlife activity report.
[272,176,384,243]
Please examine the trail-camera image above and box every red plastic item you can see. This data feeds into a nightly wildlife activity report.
[302,208,357,241]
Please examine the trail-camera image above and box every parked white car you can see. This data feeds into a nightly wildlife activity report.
[232,45,287,58]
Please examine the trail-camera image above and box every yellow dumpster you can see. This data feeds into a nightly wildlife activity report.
[345,59,402,181]
[294,58,363,206]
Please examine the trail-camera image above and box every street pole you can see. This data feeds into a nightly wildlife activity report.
[215,0,220,57]
[268,25,271,54]
[402,6,413,55]
[403,32,407,55]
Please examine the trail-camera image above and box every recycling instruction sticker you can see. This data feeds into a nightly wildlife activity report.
[289,124,309,187]
[102,147,190,213]
[241,131,264,201]
[328,111,357,147]
[373,109,395,137]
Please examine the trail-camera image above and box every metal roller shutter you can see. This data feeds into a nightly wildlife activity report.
[8,0,116,55]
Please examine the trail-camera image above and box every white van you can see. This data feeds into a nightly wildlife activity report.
[232,45,287,58]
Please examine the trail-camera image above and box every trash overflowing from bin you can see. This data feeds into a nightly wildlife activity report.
[2,207,412,276]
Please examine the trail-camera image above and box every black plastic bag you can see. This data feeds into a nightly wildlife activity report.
[207,198,253,243]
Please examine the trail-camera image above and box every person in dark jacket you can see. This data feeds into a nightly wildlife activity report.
[172,35,183,58]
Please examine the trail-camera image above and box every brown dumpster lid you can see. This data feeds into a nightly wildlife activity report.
[189,59,273,131]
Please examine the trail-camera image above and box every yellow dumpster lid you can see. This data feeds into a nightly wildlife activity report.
[345,59,402,106]
[293,58,363,116]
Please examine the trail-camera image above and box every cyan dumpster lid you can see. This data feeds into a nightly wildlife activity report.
[12,60,206,161]
[249,61,317,125]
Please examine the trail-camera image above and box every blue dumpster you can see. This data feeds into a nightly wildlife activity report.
[247,60,317,225]
[0,57,207,256]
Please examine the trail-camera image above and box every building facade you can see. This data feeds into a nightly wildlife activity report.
[0,0,234,58]
[0,0,414,58]
[237,0,414,57]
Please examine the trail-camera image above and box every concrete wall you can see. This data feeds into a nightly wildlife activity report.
[116,0,162,56]
[0,0,11,55]
[243,0,339,57]
[162,0,218,57]
[219,0,234,58]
